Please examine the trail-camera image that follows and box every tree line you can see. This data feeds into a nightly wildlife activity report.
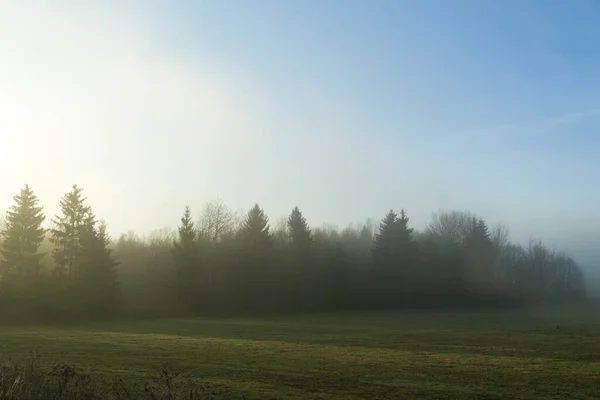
[0,185,586,321]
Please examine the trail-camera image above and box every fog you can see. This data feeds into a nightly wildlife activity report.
[1,1,599,318]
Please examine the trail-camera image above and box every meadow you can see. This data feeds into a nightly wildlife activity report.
[1,306,599,399]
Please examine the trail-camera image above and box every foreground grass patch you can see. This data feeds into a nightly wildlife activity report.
[1,307,599,399]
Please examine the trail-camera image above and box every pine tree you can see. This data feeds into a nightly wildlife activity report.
[173,206,197,253]
[287,206,312,255]
[76,217,120,317]
[0,185,47,320]
[236,204,273,312]
[50,186,120,317]
[465,218,493,258]
[371,209,419,305]
[373,209,398,254]
[50,185,91,277]
[464,218,495,289]
[372,209,417,268]
[240,204,272,248]
[397,210,414,242]
[0,185,46,275]
[172,206,201,312]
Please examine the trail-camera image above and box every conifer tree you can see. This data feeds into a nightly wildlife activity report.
[235,204,273,311]
[240,204,272,248]
[396,209,418,262]
[464,218,494,260]
[76,216,120,316]
[172,206,201,311]
[372,208,419,306]
[287,206,312,255]
[50,186,120,317]
[173,206,197,254]
[50,185,91,277]
[0,185,46,275]
[373,209,417,268]
[373,209,398,255]
[464,218,495,289]
[0,185,47,319]
[370,209,417,307]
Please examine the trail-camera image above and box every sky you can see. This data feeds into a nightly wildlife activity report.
[1,0,600,262]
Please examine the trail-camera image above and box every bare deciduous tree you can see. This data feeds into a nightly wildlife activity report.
[491,223,510,254]
[197,200,236,243]
[273,216,290,246]
[426,210,477,245]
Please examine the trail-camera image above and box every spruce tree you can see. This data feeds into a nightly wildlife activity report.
[287,206,312,255]
[464,218,495,289]
[373,209,398,255]
[236,204,273,311]
[240,204,272,248]
[465,218,494,259]
[0,185,46,275]
[373,209,417,268]
[0,185,47,320]
[172,206,200,311]
[77,216,120,317]
[371,209,419,306]
[396,209,418,262]
[50,185,120,317]
[173,206,197,253]
[373,210,418,304]
[50,185,91,277]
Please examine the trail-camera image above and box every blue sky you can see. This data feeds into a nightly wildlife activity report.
[1,0,600,255]
[154,0,600,240]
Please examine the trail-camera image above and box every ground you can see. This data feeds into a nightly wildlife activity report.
[0,306,599,399]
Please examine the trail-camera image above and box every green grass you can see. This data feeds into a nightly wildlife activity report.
[1,306,600,399]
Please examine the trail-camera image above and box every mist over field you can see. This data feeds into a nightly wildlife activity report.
[1,1,600,399]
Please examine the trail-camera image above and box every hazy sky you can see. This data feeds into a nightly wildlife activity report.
[1,0,600,249]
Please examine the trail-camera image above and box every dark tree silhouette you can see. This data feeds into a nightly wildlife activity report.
[50,185,91,277]
[240,204,272,248]
[0,185,47,319]
[287,206,312,256]
[76,218,120,318]
[0,185,587,321]
[0,185,46,274]
[172,206,203,313]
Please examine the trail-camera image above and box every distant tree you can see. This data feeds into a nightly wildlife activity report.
[172,206,202,313]
[197,200,236,244]
[174,206,197,253]
[490,223,509,254]
[372,209,417,270]
[0,185,46,275]
[76,218,120,317]
[463,218,495,294]
[396,210,418,261]
[465,219,493,253]
[234,204,274,312]
[426,210,477,246]
[272,216,290,247]
[50,185,91,277]
[371,209,419,307]
[372,209,399,268]
[287,206,312,256]
[0,185,47,319]
[239,204,273,248]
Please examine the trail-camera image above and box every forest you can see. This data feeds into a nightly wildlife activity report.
[0,184,586,321]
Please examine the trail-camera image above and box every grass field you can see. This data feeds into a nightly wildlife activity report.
[1,306,599,399]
